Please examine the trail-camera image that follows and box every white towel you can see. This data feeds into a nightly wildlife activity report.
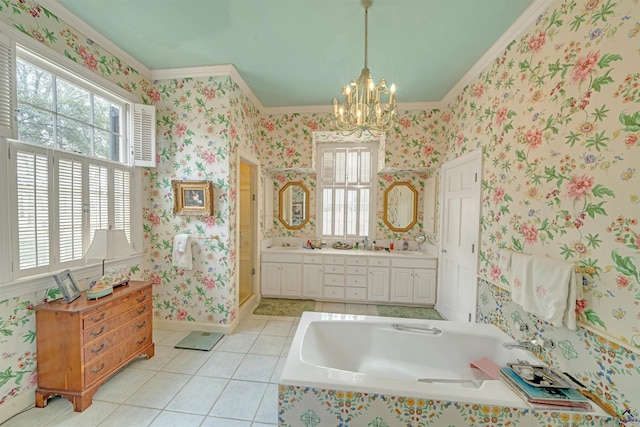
[497,251,513,275]
[510,252,580,330]
[172,234,193,270]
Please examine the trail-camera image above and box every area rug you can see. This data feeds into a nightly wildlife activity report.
[376,305,444,320]
[253,298,317,317]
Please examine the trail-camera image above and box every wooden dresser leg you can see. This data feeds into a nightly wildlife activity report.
[35,390,46,408]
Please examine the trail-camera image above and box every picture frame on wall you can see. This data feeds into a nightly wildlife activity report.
[172,180,214,216]
[53,270,81,303]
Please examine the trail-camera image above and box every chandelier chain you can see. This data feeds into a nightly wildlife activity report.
[332,0,397,136]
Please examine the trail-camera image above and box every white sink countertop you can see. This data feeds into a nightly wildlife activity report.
[263,246,436,259]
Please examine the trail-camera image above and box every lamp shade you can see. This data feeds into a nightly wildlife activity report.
[85,229,136,260]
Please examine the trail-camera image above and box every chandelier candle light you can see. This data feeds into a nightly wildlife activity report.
[333,0,397,135]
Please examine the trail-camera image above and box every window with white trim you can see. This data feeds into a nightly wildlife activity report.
[16,54,127,163]
[317,144,376,240]
[0,32,153,283]
[10,141,133,277]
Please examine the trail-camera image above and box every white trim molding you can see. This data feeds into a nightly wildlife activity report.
[151,65,264,113]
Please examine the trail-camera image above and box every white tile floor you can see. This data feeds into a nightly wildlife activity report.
[2,302,382,427]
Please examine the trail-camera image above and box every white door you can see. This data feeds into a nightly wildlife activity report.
[436,150,482,322]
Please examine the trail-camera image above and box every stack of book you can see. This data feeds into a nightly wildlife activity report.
[500,365,593,411]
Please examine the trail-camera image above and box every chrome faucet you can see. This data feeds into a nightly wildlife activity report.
[503,338,549,353]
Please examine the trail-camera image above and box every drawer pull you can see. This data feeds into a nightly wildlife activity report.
[90,326,106,337]
[137,335,148,344]
[137,305,147,314]
[135,319,147,328]
[91,342,107,354]
[91,362,106,374]
[136,294,147,303]
[90,312,106,323]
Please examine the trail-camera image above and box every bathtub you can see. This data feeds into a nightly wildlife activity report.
[280,313,598,410]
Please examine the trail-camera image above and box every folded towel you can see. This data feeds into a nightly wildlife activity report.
[510,252,580,330]
[172,234,193,270]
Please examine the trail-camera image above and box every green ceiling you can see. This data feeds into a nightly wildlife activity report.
[53,0,535,108]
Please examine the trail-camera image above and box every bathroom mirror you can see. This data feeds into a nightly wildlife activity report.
[278,182,309,229]
[383,182,418,232]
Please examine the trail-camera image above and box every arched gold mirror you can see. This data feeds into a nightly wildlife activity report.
[383,182,418,232]
[278,182,309,229]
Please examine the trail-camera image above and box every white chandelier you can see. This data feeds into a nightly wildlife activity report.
[332,0,397,135]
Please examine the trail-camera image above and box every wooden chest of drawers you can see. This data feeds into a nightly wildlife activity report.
[34,281,154,412]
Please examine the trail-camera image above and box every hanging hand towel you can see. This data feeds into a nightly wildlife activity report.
[510,252,580,330]
[509,252,533,308]
[172,234,193,270]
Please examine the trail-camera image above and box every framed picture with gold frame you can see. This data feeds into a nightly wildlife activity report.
[172,180,214,216]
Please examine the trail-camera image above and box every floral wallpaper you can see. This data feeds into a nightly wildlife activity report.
[138,75,261,325]
[1,0,639,421]
[439,0,640,419]
[259,111,444,242]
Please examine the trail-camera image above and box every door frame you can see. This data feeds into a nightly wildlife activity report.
[236,149,260,320]
[436,149,482,322]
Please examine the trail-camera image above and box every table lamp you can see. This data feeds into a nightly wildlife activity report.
[84,227,136,277]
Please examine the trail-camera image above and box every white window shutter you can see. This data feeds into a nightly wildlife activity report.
[132,103,156,167]
[15,149,50,271]
[0,32,16,138]
[57,157,84,264]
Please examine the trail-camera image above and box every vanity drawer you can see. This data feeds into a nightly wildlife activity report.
[324,264,345,274]
[324,256,345,265]
[324,286,345,299]
[346,266,367,275]
[324,274,344,286]
[262,253,302,263]
[346,257,367,266]
[345,287,367,300]
[391,258,437,268]
[369,257,390,267]
[303,255,323,264]
[346,275,367,287]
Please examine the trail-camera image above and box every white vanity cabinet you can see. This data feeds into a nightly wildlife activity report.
[261,253,302,297]
[390,258,437,304]
[323,255,346,299]
[261,249,436,304]
[345,257,368,301]
[367,257,390,302]
[302,255,323,298]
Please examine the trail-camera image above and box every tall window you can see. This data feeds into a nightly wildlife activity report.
[318,144,375,240]
[5,48,135,279]
[16,55,126,163]
[10,141,132,277]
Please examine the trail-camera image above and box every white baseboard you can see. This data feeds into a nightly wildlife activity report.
[0,391,35,425]
[239,294,259,320]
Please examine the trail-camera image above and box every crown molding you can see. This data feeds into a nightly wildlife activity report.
[151,65,264,112]
[38,0,151,78]
[440,0,555,107]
